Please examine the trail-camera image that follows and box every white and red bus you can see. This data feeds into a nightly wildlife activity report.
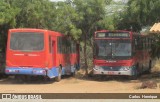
[5,28,80,81]
[93,30,154,79]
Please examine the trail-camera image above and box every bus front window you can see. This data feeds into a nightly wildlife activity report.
[10,32,44,51]
[94,39,131,60]
[112,42,131,57]
[94,40,111,59]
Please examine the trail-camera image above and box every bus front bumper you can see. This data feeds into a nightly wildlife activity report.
[5,67,60,78]
[5,67,47,76]
[93,65,135,76]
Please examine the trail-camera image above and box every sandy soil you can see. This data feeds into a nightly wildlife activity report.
[0,72,160,93]
[0,60,160,93]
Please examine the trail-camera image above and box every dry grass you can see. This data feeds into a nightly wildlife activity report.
[152,60,160,72]
[74,69,86,78]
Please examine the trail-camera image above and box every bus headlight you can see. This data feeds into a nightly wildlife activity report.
[94,65,103,71]
[119,66,130,71]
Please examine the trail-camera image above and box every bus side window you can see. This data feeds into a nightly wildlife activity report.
[148,38,150,49]
[58,37,62,53]
[144,38,147,50]
[138,37,142,50]
[134,38,138,50]
[70,40,77,54]
[143,38,146,50]
[135,37,142,50]
[149,38,151,50]
[49,36,52,53]
[147,38,149,50]
[132,38,136,55]
[66,39,71,54]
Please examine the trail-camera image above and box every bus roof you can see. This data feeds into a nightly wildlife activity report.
[9,28,65,36]
[9,28,48,32]
[95,30,131,33]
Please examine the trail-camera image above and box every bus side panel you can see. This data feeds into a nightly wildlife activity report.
[46,32,60,78]
[47,34,80,77]
[56,36,65,75]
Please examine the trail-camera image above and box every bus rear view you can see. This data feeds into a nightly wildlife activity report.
[6,29,46,76]
[6,28,80,81]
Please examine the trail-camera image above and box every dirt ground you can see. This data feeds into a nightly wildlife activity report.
[0,61,160,93]
[0,73,159,93]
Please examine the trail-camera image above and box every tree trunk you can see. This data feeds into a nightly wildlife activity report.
[84,33,88,75]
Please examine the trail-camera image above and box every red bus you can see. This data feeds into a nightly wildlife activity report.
[93,30,154,79]
[5,28,80,81]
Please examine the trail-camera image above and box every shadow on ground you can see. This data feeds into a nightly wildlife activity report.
[74,69,160,84]
[0,75,57,85]
[0,70,160,85]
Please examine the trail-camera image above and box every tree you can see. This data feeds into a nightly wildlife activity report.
[52,1,82,40]
[0,0,19,51]
[11,0,55,28]
[70,0,112,75]
[117,0,160,31]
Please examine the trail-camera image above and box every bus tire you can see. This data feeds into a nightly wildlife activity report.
[130,66,138,80]
[71,64,78,77]
[146,61,152,74]
[55,67,62,82]
[71,70,76,77]
[88,70,94,77]
[15,75,25,83]
[130,73,138,80]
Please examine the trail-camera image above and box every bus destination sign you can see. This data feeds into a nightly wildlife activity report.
[96,32,130,38]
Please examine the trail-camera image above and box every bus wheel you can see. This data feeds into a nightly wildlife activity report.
[55,67,62,82]
[15,75,25,83]
[71,70,76,77]
[88,70,94,77]
[146,61,152,74]
[71,64,78,77]
[130,68,138,80]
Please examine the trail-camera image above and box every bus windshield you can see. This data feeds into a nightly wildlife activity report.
[94,39,131,60]
[10,32,44,51]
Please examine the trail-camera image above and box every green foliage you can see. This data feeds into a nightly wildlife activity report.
[118,0,160,31]
[117,0,160,59]
[150,34,160,59]
[73,0,112,35]
[53,1,82,40]
[0,0,19,27]
[11,0,56,28]
[97,16,116,30]
[0,0,160,71]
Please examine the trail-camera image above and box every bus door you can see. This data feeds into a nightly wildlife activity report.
[52,37,56,66]
[49,36,56,66]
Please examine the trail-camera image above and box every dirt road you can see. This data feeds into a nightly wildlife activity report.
[0,72,160,93]
[1,60,160,93]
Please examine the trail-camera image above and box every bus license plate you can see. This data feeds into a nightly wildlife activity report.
[108,71,114,75]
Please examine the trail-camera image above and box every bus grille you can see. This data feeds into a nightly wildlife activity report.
[102,66,121,71]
